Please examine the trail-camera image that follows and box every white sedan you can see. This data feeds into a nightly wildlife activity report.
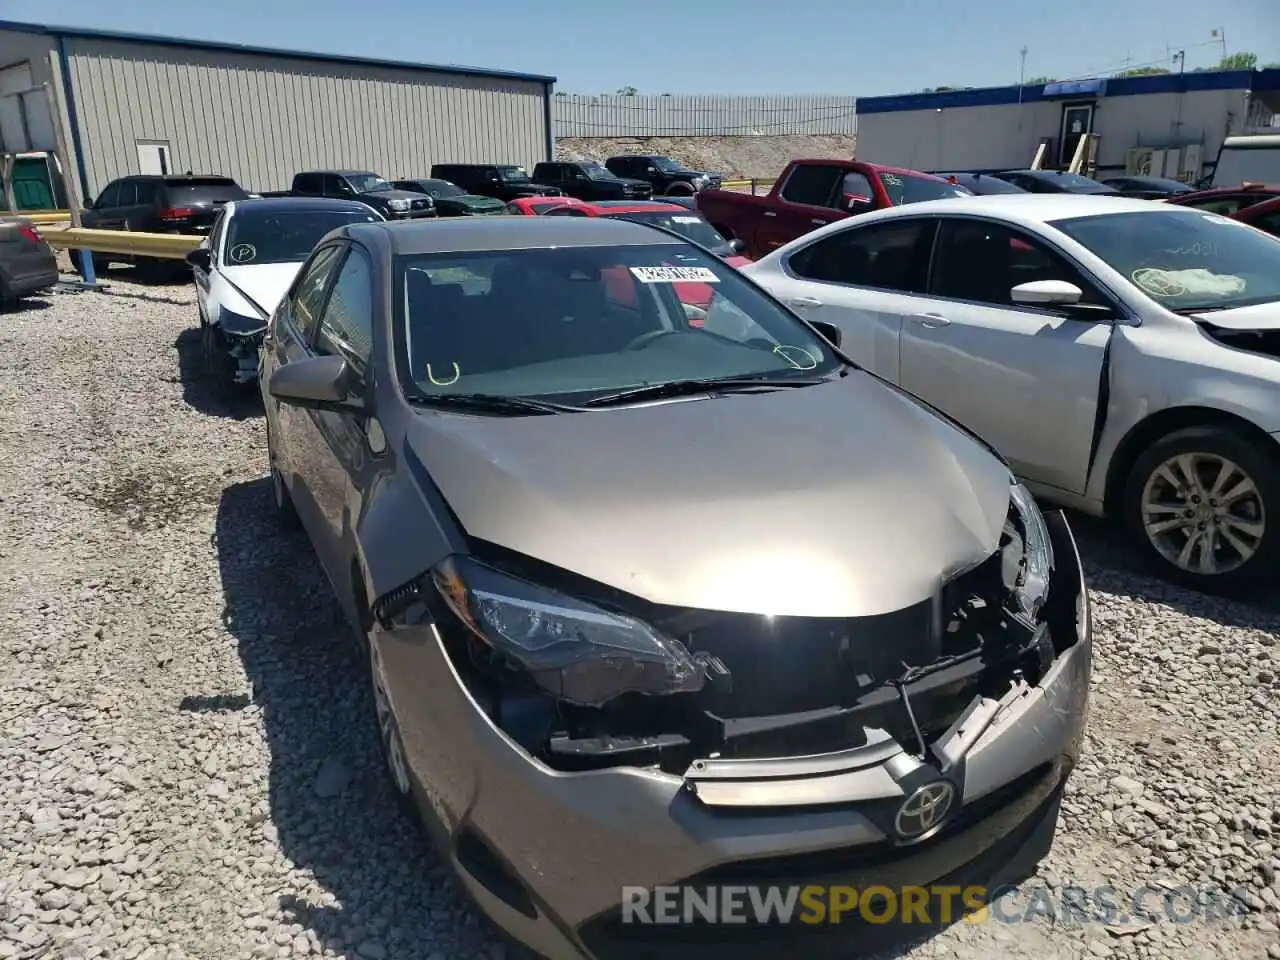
[741,194,1280,592]
[185,197,383,386]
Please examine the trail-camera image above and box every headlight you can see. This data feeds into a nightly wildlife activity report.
[387,198,412,211]
[1001,483,1053,620]
[432,555,704,707]
[218,307,267,338]
[693,175,709,187]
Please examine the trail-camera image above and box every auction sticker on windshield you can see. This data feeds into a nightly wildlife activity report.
[630,266,720,283]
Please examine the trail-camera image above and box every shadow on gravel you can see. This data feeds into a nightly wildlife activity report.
[213,478,500,959]
[174,326,264,421]
[0,296,52,312]
[1067,511,1280,629]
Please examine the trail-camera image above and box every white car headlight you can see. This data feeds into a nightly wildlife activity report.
[1002,483,1053,620]
[387,198,412,211]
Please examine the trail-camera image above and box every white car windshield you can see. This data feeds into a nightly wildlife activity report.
[1051,208,1280,312]
[224,209,379,266]
[395,244,840,402]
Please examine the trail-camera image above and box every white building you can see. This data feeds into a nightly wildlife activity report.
[855,68,1280,182]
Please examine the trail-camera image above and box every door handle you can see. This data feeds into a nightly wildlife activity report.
[910,313,951,328]
[789,296,823,309]
[811,218,827,226]
[763,211,777,218]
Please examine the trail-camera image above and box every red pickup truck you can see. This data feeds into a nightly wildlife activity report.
[695,159,971,260]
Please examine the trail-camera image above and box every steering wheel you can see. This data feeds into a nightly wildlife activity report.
[625,329,688,351]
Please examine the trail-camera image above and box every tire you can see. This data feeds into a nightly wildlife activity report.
[665,182,695,196]
[367,631,421,823]
[1122,424,1280,593]
[266,428,300,529]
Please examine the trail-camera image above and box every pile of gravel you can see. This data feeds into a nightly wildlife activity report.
[0,271,1276,960]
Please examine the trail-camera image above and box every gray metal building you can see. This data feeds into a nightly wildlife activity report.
[0,20,556,202]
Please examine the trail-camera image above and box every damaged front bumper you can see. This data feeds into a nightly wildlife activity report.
[373,510,1092,960]
[222,329,266,384]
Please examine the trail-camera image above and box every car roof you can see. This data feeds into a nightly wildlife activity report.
[351,214,688,254]
[231,197,377,215]
[853,193,1173,224]
[584,200,687,212]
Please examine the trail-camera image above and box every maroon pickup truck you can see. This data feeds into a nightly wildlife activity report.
[695,159,970,260]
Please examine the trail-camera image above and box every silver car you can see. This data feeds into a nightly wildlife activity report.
[260,216,1092,959]
[745,195,1280,593]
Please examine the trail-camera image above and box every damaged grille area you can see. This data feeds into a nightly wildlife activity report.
[425,499,1064,777]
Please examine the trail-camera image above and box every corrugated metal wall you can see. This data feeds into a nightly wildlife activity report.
[62,36,549,196]
[553,94,858,137]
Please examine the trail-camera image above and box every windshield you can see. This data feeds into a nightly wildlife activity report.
[347,173,389,193]
[580,163,617,181]
[650,156,684,173]
[223,209,380,266]
[1048,172,1116,193]
[395,244,840,404]
[499,166,531,182]
[964,175,1025,195]
[878,171,971,205]
[1051,209,1280,312]
[422,180,466,199]
[613,211,730,251]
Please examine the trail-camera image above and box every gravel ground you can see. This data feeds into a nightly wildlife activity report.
[1,269,1278,960]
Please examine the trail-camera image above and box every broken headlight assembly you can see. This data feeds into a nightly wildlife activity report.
[218,307,268,342]
[431,555,706,708]
[1001,483,1054,621]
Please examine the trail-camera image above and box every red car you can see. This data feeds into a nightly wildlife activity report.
[542,200,751,311]
[1230,194,1280,238]
[1164,180,1280,215]
[504,195,587,216]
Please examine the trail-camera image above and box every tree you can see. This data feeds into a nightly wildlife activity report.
[1025,75,1056,84]
[616,85,638,96]
[1117,66,1170,77]
[1218,51,1257,70]
[554,91,568,97]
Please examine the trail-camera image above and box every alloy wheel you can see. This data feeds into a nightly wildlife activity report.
[370,644,412,795]
[1139,451,1266,576]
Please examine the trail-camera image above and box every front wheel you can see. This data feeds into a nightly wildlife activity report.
[1123,424,1279,593]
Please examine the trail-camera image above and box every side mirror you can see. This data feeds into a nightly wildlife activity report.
[268,354,365,412]
[730,238,746,253]
[185,247,211,271]
[810,319,842,348]
[1010,279,1083,306]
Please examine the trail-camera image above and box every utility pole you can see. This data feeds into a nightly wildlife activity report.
[1018,45,1028,106]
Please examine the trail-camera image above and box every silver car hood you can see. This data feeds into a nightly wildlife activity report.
[407,374,1014,618]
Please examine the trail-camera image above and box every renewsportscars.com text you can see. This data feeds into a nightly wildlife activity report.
[620,883,1251,926]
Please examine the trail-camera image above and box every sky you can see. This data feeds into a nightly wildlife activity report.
[6,0,1280,97]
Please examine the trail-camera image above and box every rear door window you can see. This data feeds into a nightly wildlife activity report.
[788,219,935,292]
[136,180,161,205]
[779,164,846,207]
[116,181,139,206]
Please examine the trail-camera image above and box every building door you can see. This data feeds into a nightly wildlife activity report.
[1059,103,1095,167]
[137,141,171,176]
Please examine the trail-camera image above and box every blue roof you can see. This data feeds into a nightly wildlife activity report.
[858,67,1280,115]
[0,19,557,85]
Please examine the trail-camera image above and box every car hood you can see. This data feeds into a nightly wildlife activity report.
[221,262,303,316]
[611,177,652,189]
[406,373,1014,617]
[443,194,505,211]
[1191,301,1280,331]
[366,188,429,202]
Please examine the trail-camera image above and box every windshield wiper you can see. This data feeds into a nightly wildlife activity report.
[582,374,831,408]
[407,393,584,415]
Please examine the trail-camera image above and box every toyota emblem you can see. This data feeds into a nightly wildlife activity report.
[894,781,955,839]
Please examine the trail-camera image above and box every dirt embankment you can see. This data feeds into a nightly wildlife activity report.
[554,135,857,180]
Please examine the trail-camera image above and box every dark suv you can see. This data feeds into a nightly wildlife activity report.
[605,155,723,196]
[77,174,248,275]
[429,163,563,201]
[531,161,654,201]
